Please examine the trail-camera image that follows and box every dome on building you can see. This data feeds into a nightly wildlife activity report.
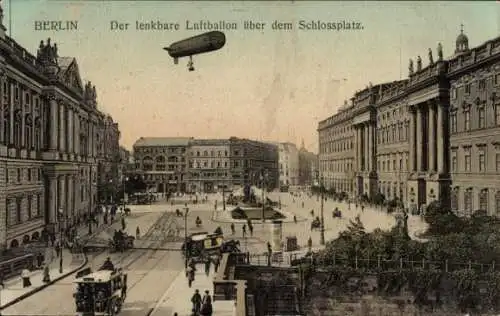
[455,24,469,54]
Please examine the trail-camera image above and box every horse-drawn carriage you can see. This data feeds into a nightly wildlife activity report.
[74,268,127,316]
[182,232,224,263]
[310,217,321,230]
[109,231,134,253]
[332,208,342,218]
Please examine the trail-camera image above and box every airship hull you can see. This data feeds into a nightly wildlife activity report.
[165,31,226,58]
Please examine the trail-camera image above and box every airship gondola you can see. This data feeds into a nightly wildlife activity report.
[163,31,226,71]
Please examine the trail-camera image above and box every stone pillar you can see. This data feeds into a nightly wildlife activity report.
[74,113,80,156]
[363,124,370,171]
[354,127,359,171]
[9,83,14,145]
[416,108,423,172]
[59,103,65,152]
[368,124,373,172]
[58,175,66,218]
[31,96,36,149]
[48,177,57,225]
[67,108,74,154]
[409,110,416,171]
[68,176,74,223]
[49,97,58,150]
[437,103,445,174]
[21,92,26,148]
[428,103,436,172]
[0,75,5,143]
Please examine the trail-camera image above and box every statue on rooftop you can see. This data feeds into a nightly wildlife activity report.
[408,59,414,75]
[416,56,422,71]
[428,48,434,65]
[437,42,443,61]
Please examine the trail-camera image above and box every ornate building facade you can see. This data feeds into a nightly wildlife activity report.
[298,140,318,186]
[132,137,279,193]
[0,6,121,249]
[276,142,299,186]
[318,29,500,216]
[188,139,231,193]
[133,137,191,193]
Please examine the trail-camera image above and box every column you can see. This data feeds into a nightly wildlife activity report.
[409,109,416,171]
[368,124,373,172]
[9,83,14,144]
[21,91,26,148]
[428,103,436,172]
[364,124,369,171]
[88,121,93,157]
[355,127,360,171]
[59,103,65,152]
[437,103,445,174]
[31,96,36,149]
[68,176,74,222]
[74,112,80,156]
[48,177,57,225]
[67,108,74,154]
[58,175,66,218]
[49,97,58,150]
[416,108,423,172]
[0,75,5,143]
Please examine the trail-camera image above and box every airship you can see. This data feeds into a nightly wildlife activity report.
[163,31,226,72]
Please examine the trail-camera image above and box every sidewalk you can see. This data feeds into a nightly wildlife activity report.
[150,263,235,316]
[0,248,85,307]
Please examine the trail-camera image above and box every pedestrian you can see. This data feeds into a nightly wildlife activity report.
[212,255,220,273]
[121,217,126,231]
[267,242,272,266]
[242,224,246,238]
[293,215,297,224]
[230,223,235,235]
[55,241,61,258]
[42,265,51,283]
[191,289,202,314]
[302,201,304,208]
[249,224,253,237]
[21,265,32,288]
[200,290,213,316]
[136,226,140,239]
[187,265,195,288]
[307,236,313,252]
[204,258,211,276]
[0,269,4,288]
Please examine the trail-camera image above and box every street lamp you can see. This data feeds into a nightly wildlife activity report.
[57,208,64,273]
[261,169,268,222]
[316,171,325,245]
[122,176,129,211]
[183,207,189,268]
[222,176,226,211]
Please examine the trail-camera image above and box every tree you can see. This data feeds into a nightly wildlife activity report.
[126,174,147,194]
[424,201,463,235]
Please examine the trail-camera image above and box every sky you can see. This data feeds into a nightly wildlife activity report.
[4,0,500,153]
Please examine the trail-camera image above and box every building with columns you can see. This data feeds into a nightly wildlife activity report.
[318,29,500,216]
[0,7,121,249]
[187,139,231,193]
[132,137,191,193]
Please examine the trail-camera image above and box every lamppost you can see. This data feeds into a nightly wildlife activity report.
[183,207,189,268]
[316,171,325,245]
[261,169,268,222]
[57,208,64,273]
[222,175,226,211]
[122,176,129,211]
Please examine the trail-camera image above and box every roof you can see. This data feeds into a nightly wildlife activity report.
[74,270,115,283]
[133,137,193,147]
[57,57,73,70]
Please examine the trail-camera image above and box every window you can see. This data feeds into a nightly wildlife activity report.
[464,148,471,171]
[478,107,485,128]
[450,112,457,133]
[451,88,457,99]
[464,188,473,215]
[17,168,21,182]
[451,188,459,211]
[495,74,500,86]
[465,83,471,95]
[496,104,500,126]
[16,197,22,223]
[479,79,486,91]
[496,191,500,216]
[479,189,488,212]
[496,153,500,172]
[464,110,470,131]
[451,152,457,172]
[479,149,485,172]
[27,196,32,219]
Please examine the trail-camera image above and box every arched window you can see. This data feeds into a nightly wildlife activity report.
[451,187,459,211]
[464,188,473,215]
[34,117,41,151]
[25,114,32,149]
[3,108,9,145]
[14,110,22,148]
[142,156,154,171]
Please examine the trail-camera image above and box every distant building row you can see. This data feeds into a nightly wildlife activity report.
[318,29,500,216]
[0,5,123,250]
[132,137,280,192]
